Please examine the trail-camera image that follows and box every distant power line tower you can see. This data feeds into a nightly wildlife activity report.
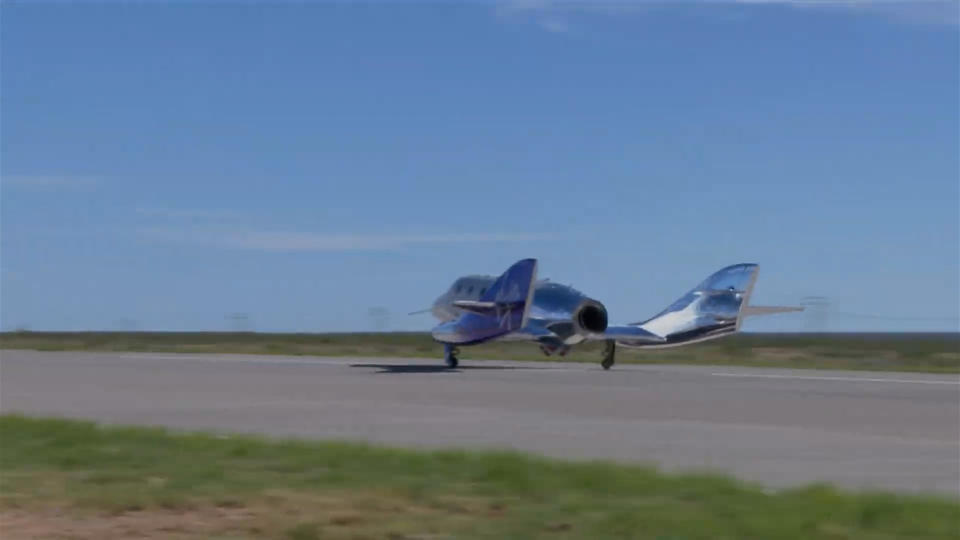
[800,296,830,332]
[367,307,390,332]
[226,313,253,332]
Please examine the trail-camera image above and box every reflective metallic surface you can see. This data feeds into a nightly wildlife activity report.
[621,263,757,348]
[431,274,611,350]
[430,260,798,358]
[431,258,538,345]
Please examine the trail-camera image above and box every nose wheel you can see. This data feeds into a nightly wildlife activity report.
[601,340,615,370]
[444,344,460,369]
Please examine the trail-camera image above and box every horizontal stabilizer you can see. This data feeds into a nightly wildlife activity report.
[742,305,804,317]
[452,300,498,314]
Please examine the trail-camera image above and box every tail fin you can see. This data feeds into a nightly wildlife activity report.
[626,264,802,348]
[432,258,538,344]
[481,257,538,326]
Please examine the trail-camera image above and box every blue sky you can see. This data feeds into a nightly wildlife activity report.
[2,1,958,332]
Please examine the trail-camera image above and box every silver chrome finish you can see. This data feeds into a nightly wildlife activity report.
[428,261,802,365]
[621,263,758,348]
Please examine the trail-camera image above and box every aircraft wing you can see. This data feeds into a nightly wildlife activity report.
[594,325,666,344]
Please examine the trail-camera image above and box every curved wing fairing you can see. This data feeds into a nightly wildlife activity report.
[620,263,761,349]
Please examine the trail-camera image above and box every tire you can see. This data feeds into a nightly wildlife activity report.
[601,340,615,370]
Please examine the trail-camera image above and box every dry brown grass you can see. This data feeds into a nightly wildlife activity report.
[1,490,500,540]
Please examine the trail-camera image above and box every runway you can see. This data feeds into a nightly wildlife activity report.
[1,350,957,495]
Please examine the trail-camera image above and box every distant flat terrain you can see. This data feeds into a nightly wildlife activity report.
[1,350,957,495]
[1,331,958,372]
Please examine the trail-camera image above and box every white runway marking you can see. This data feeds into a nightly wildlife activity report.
[710,372,960,385]
[106,355,960,381]
[114,355,349,366]
[111,354,589,371]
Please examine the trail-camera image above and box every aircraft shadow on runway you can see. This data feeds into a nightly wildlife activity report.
[349,363,535,374]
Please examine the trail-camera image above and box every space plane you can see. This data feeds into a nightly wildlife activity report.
[424,258,801,369]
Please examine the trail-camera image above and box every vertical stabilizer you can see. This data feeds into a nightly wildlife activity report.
[432,258,538,345]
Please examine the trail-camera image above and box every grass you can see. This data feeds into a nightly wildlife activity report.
[2,330,959,373]
[1,415,957,539]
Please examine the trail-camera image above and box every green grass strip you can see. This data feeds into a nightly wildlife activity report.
[1,414,957,539]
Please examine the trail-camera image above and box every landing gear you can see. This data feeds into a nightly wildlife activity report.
[444,344,460,369]
[601,340,615,370]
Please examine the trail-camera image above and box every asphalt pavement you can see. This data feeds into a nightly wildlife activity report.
[1,350,957,494]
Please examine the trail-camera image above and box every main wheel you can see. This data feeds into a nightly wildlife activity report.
[444,346,460,369]
[601,340,615,370]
